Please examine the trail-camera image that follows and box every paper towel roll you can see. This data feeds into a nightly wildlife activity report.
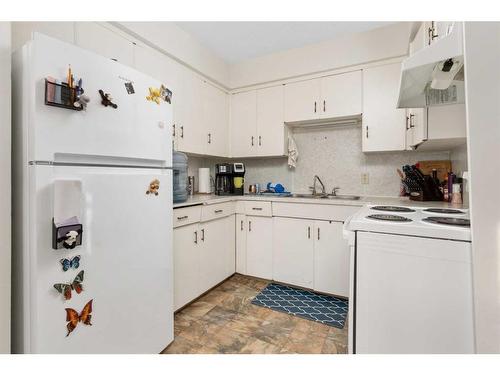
[198,168,211,193]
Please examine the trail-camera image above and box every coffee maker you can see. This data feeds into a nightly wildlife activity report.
[215,163,245,196]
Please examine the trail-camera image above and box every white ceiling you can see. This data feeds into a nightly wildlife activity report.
[175,22,394,64]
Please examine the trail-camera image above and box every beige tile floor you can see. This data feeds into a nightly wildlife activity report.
[162,274,348,354]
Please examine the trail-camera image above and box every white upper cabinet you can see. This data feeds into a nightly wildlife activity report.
[406,108,428,149]
[230,86,287,158]
[256,85,287,156]
[174,68,205,155]
[320,70,362,119]
[284,71,362,123]
[284,78,321,122]
[230,90,257,158]
[203,82,228,157]
[362,63,407,152]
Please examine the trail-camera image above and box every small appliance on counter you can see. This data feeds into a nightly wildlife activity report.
[215,163,245,196]
[198,167,212,194]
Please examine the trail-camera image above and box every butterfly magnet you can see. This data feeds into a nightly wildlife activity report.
[53,270,84,300]
[65,299,93,337]
[60,255,81,272]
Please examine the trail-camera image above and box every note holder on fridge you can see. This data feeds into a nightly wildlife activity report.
[52,179,84,250]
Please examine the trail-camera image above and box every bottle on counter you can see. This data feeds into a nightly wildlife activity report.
[451,183,463,205]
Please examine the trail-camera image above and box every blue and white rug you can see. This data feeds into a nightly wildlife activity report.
[252,283,348,329]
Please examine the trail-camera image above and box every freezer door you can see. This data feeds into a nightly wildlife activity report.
[28,165,173,353]
[27,33,172,164]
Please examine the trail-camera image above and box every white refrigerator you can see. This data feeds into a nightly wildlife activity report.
[12,33,173,353]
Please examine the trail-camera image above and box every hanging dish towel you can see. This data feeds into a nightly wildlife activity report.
[287,133,299,168]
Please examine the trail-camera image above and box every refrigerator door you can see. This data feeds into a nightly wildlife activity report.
[27,164,173,353]
[27,33,172,165]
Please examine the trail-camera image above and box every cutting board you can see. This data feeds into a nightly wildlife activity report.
[417,160,452,181]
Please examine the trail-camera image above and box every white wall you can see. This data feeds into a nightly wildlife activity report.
[463,22,500,353]
[0,22,11,354]
[229,22,411,88]
[115,22,230,87]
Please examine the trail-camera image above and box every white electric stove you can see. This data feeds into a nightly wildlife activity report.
[344,204,474,354]
[346,205,471,241]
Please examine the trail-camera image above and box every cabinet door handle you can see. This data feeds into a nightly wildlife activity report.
[208,133,212,144]
[214,209,223,214]
[251,136,254,146]
[240,220,244,231]
[201,228,205,242]
[258,136,262,146]
[194,230,198,244]
[252,207,263,211]
[409,114,415,128]
[314,101,317,113]
[180,126,184,138]
[177,215,188,220]
[249,221,252,232]
[406,116,410,130]
[366,126,369,138]
[172,124,176,137]
[323,100,326,112]
[308,226,311,239]
[317,227,320,240]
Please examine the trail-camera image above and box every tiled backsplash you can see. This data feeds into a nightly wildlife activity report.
[186,125,468,198]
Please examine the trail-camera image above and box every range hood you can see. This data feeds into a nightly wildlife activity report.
[397,22,465,108]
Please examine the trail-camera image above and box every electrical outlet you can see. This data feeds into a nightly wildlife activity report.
[361,173,369,185]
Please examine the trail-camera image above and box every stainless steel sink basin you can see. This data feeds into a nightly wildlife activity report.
[325,195,361,200]
[289,193,360,200]
[290,193,321,198]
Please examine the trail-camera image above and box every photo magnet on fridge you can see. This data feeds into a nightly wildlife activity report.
[124,81,135,94]
[160,84,172,104]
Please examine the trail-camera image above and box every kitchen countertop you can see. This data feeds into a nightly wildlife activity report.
[174,194,467,210]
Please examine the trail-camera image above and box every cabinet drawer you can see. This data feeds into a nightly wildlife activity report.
[173,205,202,228]
[244,201,272,217]
[201,202,235,222]
[272,202,360,222]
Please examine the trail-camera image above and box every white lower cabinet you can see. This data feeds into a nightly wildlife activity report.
[235,214,247,274]
[313,221,350,297]
[173,214,235,311]
[199,216,234,291]
[273,217,349,296]
[273,217,314,289]
[246,216,273,279]
[173,223,202,311]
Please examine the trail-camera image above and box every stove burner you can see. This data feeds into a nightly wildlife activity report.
[423,208,465,214]
[422,217,470,227]
[371,206,416,213]
[367,214,412,222]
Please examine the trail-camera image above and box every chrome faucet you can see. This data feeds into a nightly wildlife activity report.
[310,175,326,196]
[331,187,341,196]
